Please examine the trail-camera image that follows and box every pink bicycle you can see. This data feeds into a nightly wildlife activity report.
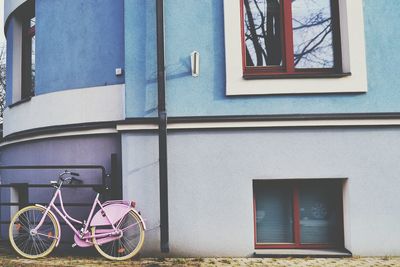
[8,170,146,260]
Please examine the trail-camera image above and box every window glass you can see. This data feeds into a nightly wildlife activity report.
[292,0,334,69]
[22,15,35,99]
[30,17,36,93]
[243,0,283,67]
[254,179,343,248]
[255,182,293,243]
[299,181,341,244]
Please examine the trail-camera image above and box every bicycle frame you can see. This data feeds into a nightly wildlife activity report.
[33,185,121,247]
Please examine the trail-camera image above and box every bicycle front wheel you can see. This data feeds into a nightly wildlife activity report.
[92,210,145,260]
[9,206,59,259]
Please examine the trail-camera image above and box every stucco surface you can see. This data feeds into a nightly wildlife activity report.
[35,0,124,95]
[5,0,400,116]
[124,0,158,118]
[123,0,400,117]
[3,84,125,136]
[122,127,400,256]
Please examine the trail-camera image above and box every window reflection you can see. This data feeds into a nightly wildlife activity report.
[243,0,283,67]
[292,0,334,69]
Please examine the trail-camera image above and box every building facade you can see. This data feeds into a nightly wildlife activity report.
[2,0,400,256]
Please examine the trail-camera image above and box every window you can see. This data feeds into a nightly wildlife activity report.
[253,179,343,249]
[8,0,35,106]
[21,15,35,99]
[242,0,343,78]
[224,0,368,95]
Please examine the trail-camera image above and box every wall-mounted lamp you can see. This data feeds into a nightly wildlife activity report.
[191,51,200,77]
[115,68,123,76]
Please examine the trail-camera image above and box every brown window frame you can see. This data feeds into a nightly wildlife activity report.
[241,0,344,79]
[253,179,344,249]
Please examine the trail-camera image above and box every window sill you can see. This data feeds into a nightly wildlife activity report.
[243,72,352,80]
[8,96,32,109]
[226,70,365,95]
[253,248,352,258]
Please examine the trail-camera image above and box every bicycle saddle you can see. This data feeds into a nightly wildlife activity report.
[93,185,108,194]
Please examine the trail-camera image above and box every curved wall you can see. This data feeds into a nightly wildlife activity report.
[3,0,125,136]
[4,0,27,25]
[3,84,125,137]
[0,134,121,242]
[5,0,124,104]
[35,0,125,95]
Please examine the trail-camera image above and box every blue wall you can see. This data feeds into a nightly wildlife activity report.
[35,0,124,95]
[124,0,400,117]
[124,0,158,117]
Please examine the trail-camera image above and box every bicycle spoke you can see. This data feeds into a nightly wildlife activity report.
[93,211,144,260]
[119,221,139,232]
[10,207,58,258]
[32,238,40,255]
[36,232,57,240]
[19,236,31,252]
[36,235,47,251]
[123,236,137,250]
[120,237,134,254]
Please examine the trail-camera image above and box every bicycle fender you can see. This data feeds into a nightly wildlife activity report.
[131,208,146,230]
[90,204,146,230]
[35,204,62,247]
[90,203,130,227]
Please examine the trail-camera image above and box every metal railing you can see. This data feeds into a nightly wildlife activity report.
[0,153,122,239]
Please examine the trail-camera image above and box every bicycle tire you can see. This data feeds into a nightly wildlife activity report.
[92,210,145,260]
[9,206,59,259]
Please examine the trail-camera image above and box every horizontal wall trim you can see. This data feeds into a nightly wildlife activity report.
[0,128,118,148]
[168,113,400,122]
[4,113,400,146]
[3,121,119,141]
[118,118,400,131]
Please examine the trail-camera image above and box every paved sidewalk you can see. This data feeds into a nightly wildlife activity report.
[1,245,400,266]
[1,255,400,267]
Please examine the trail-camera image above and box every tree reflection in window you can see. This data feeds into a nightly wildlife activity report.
[243,0,335,70]
[243,0,282,67]
[292,0,334,69]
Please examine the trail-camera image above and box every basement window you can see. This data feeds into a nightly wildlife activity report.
[253,179,344,249]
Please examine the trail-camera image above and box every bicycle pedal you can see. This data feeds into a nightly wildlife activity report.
[72,243,77,248]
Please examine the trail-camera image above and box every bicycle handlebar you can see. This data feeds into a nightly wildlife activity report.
[56,170,83,185]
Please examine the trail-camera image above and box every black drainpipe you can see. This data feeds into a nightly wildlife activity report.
[156,0,169,253]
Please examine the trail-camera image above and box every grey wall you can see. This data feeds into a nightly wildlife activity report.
[0,134,121,241]
[121,133,161,256]
[122,127,400,256]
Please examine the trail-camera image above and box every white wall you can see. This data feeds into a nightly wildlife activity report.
[4,0,27,24]
[3,84,125,136]
[122,127,400,256]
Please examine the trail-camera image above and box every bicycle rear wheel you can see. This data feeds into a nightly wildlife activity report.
[9,206,59,259]
[92,210,145,260]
